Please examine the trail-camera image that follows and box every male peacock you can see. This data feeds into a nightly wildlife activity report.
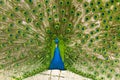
[0,0,120,80]
[49,38,65,70]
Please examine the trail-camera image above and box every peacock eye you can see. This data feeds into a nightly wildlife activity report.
[39,17,43,21]
[59,1,63,4]
[90,31,94,35]
[76,11,81,16]
[46,29,52,34]
[62,17,67,22]
[10,13,15,18]
[25,27,29,31]
[85,9,90,14]
[67,23,73,28]
[95,36,99,40]
[35,22,41,28]
[70,9,75,15]
[113,6,117,11]
[101,13,104,16]
[39,12,43,17]
[46,8,50,13]
[90,2,93,6]
[17,30,21,34]
[23,11,29,16]
[66,28,71,33]
[52,5,56,9]
[48,17,52,22]
[35,34,39,38]
[54,13,58,18]
[81,39,86,44]
[83,2,89,8]
[17,20,22,24]
[110,0,114,4]
[26,18,32,23]
[102,19,107,24]
[54,25,60,30]
[109,16,113,20]
[106,3,109,6]
[85,16,90,21]
[45,0,49,4]
[107,10,110,14]
[61,9,65,14]
[37,3,41,8]
[66,1,70,5]
[15,6,19,11]
[97,2,100,5]
[92,8,95,12]
[77,33,82,38]
[2,16,7,21]
[99,7,102,11]
[9,23,14,27]
[93,14,99,20]
[32,9,36,13]
[9,34,13,37]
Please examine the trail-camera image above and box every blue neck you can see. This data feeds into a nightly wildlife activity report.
[49,39,64,70]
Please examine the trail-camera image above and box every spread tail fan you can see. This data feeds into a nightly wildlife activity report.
[0,0,51,79]
[0,0,120,80]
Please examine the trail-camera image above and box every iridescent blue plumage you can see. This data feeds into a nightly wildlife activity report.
[49,38,64,70]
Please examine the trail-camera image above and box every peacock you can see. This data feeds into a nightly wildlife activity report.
[0,0,120,80]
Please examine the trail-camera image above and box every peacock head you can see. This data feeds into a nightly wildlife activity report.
[54,38,59,44]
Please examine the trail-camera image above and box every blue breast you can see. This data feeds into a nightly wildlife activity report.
[49,46,64,70]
